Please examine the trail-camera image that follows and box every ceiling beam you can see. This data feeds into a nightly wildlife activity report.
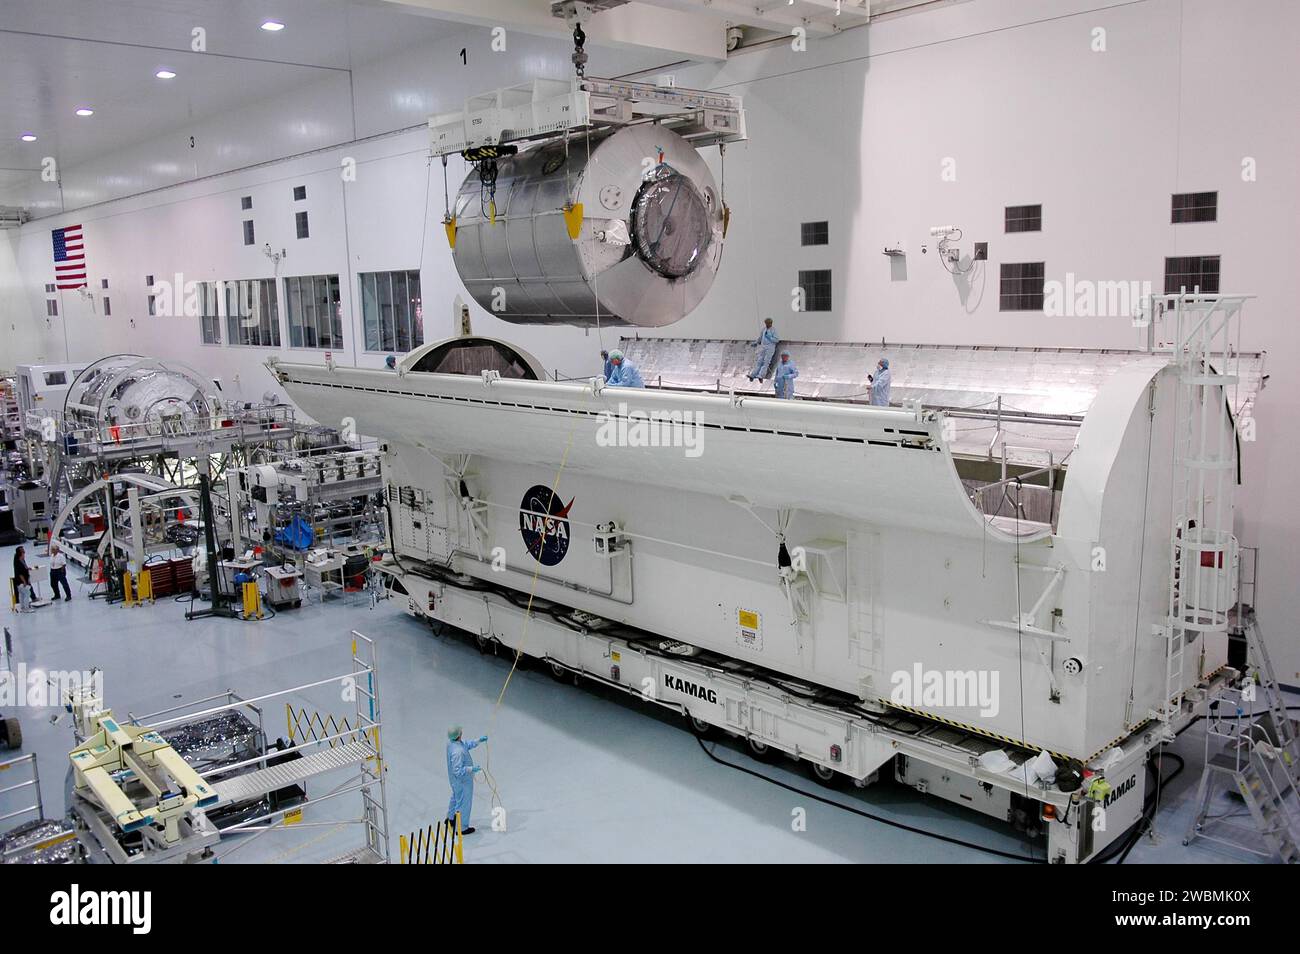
[648,0,839,35]
[757,0,871,20]
[370,0,729,61]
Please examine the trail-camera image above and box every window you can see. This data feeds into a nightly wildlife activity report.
[45,282,56,293]
[360,270,423,352]
[800,221,829,246]
[198,281,222,343]
[46,299,58,317]
[1164,255,1220,295]
[223,278,280,347]
[797,269,832,312]
[999,262,1045,310]
[1171,191,1216,224]
[241,196,252,211]
[103,297,111,316]
[101,277,109,289]
[295,211,309,240]
[145,274,154,286]
[285,274,342,349]
[44,371,67,386]
[293,185,307,201]
[242,219,255,246]
[1005,204,1042,233]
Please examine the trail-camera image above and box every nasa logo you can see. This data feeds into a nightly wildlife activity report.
[519,485,575,567]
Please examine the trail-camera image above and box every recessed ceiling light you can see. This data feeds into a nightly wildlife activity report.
[260,20,285,31]
[75,107,95,117]
[20,133,37,142]
[156,69,177,79]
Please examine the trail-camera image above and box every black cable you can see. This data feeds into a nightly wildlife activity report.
[695,735,1046,863]
[1090,751,1185,864]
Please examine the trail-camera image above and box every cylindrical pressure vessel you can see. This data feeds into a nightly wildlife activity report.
[451,124,725,328]
[64,354,216,432]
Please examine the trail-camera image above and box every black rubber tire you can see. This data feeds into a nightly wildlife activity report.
[475,634,494,655]
[688,716,713,737]
[808,761,842,788]
[548,660,570,683]
[2,717,21,751]
[746,736,777,762]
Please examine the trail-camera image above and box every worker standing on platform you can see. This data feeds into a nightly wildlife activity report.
[446,725,488,834]
[606,350,645,388]
[774,349,798,399]
[747,318,779,383]
[868,357,891,406]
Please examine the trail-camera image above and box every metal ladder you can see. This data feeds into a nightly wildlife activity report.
[1151,293,1250,725]
[1186,738,1300,862]
[1241,613,1300,785]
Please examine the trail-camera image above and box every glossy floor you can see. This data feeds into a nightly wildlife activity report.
[0,543,1280,864]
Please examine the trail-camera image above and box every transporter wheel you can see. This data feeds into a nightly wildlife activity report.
[548,660,572,683]
[808,762,842,788]
[688,716,713,737]
[2,717,22,751]
[475,633,495,655]
[746,736,777,762]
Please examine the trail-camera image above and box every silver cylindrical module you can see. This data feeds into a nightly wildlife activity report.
[64,354,216,431]
[451,124,725,327]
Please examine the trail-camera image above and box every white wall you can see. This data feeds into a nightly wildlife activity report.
[4,0,1298,676]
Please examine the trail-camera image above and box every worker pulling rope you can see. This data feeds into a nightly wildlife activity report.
[462,422,580,829]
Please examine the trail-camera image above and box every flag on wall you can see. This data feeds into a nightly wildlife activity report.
[52,224,87,289]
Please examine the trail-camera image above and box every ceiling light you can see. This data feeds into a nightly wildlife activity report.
[75,108,94,117]
[260,20,285,31]
[156,69,177,79]
[20,134,37,142]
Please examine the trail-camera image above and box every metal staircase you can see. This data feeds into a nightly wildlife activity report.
[1185,684,1300,862]
[1240,614,1300,786]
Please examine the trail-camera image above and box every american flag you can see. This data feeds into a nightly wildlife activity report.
[52,224,87,289]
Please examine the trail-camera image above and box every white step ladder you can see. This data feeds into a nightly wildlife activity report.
[1241,613,1300,785]
[1185,685,1300,862]
[1187,739,1300,862]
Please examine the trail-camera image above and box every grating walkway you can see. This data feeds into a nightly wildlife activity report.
[210,739,374,804]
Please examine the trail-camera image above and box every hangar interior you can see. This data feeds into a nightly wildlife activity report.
[1,0,1297,867]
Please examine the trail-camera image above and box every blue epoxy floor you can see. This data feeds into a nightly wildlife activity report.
[0,543,1278,864]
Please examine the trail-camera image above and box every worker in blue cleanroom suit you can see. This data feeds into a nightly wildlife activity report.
[446,725,488,834]
[606,349,645,388]
[773,349,798,399]
[601,350,614,382]
[747,318,779,382]
[385,355,397,370]
[868,357,891,406]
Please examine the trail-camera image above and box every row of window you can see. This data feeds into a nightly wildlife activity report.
[794,193,1218,252]
[792,192,1222,313]
[787,255,1224,314]
[998,256,1222,311]
[191,269,422,351]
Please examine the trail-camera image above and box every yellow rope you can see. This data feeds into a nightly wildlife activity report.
[475,428,578,823]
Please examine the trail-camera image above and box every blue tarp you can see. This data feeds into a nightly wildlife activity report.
[275,515,315,551]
